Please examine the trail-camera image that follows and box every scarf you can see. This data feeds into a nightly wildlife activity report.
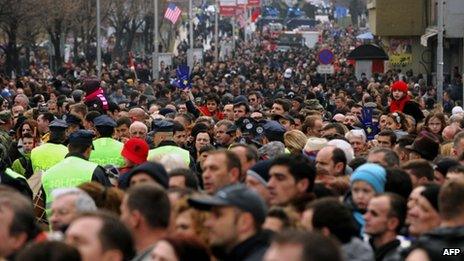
[389,95,410,113]
[84,87,109,110]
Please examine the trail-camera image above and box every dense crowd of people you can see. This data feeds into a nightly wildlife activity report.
[0,22,463,261]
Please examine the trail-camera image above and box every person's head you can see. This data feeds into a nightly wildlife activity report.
[202,150,241,194]
[120,184,170,237]
[394,134,415,164]
[345,129,367,156]
[271,98,291,115]
[248,91,262,108]
[223,104,234,121]
[335,95,346,109]
[214,120,234,146]
[169,168,199,190]
[0,186,39,259]
[205,93,220,113]
[315,146,346,177]
[424,112,446,136]
[390,80,408,100]
[129,121,148,140]
[66,211,135,261]
[228,143,259,180]
[126,162,169,189]
[172,121,187,147]
[78,182,124,215]
[232,102,249,121]
[189,184,267,254]
[302,115,323,137]
[21,133,35,154]
[321,123,346,137]
[16,241,81,261]
[452,131,464,158]
[386,112,408,131]
[171,197,209,242]
[264,230,342,261]
[115,117,131,140]
[376,130,397,149]
[433,157,461,185]
[446,165,464,181]
[50,188,97,232]
[263,207,296,232]
[350,163,387,210]
[14,94,29,110]
[150,234,210,261]
[367,148,400,168]
[364,193,407,241]
[37,112,54,134]
[67,130,95,159]
[439,179,464,226]
[268,154,316,206]
[194,131,212,152]
[284,130,307,155]
[407,184,441,236]
[306,197,359,243]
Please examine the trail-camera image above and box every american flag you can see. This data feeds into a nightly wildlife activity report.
[164,3,182,24]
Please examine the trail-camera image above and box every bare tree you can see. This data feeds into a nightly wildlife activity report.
[0,0,36,75]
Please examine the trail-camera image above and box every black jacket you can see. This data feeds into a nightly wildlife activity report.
[221,230,272,261]
[409,226,464,261]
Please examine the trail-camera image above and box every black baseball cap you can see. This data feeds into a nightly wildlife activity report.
[188,184,267,225]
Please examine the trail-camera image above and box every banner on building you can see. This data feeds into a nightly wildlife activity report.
[220,0,237,17]
[385,39,413,66]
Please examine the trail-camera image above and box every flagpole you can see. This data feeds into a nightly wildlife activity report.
[188,0,194,71]
[214,0,219,62]
[153,0,159,80]
[96,0,101,79]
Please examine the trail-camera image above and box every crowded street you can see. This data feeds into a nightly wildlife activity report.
[0,0,463,260]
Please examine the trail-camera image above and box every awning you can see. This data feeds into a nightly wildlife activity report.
[421,27,438,47]
[347,44,389,60]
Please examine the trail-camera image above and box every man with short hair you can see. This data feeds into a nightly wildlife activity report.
[346,129,367,157]
[376,130,397,149]
[214,120,235,148]
[315,146,347,177]
[66,211,135,261]
[367,148,400,168]
[37,112,55,143]
[115,117,131,142]
[248,91,263,112]
[229,143,258,181]
[189,184,270,261]
[223,104,235,121]
[264,230,342,261]
[271,98,291,116]
[452,131,464,158]
[364,193,407,261]
[120,183,170,260]
[302,115,323,137]
[233,102,250,121]
[168,168,199,190]
[268,154,316,211]
[0,186,40,260]
[401,159,434,188]
[202,150,241,195]
[407,180,464,260]
[49,188,97,232]
[129,121,148,140]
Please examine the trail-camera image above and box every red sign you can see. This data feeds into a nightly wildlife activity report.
[248,0,260,7]
[220,0,236,16]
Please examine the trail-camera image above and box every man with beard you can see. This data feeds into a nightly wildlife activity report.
[189,184,270,260]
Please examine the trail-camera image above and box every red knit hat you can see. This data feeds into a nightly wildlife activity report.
[121,138,149,164]
[391,81,408,93]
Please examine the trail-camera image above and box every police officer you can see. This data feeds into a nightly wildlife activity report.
[89,115,125,167]
[42,130,111,211]
[148,120,195,169]
[31,119,69,173]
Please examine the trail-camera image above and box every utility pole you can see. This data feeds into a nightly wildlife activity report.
[214,0,219,62]
[437,0,444,105]
[153,0,159,80]
[96,0,101,78]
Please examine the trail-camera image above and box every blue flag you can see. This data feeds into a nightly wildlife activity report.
[175,65,190,89]
[362,106,378,140]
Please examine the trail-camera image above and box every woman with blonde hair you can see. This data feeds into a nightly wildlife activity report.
[284,130,307,155]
